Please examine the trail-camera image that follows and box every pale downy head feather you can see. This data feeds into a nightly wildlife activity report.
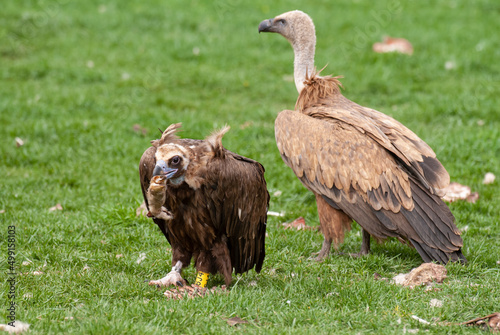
[152,123,182,147]
[205,125,230,158]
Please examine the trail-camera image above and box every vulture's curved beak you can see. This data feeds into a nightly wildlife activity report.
[258,18,274,33]
[153,160,178,178]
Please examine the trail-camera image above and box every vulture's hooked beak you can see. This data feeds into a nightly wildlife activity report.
[258,18,274,33]
[153,160,178,178]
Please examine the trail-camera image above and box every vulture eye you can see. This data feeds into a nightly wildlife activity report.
[277,19,286,25]
[171,155,181,165]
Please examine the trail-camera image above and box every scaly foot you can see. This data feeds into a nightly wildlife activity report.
[313,239,332,262]
[149,270,187,288]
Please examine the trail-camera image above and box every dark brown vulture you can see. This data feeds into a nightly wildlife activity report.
[139,123,269,291]
[258,10,466,264]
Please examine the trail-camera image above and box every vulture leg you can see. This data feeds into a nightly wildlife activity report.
[359,229,371,255]
[316,238,333,261]
[193,251,214,288]
[348,229,371,257]
[314,193,352,261]
[190,242,233,288]
[149,261,187,288]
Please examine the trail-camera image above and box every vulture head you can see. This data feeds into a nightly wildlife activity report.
[152,123,230,189]
[258,10,315,46]
[153,145,190,186]
[258,10,317,93]
[151,123,193,187]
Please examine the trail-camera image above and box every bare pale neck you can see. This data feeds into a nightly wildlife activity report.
[292,38,316,93]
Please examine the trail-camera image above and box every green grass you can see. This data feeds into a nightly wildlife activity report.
[1,0,499,333]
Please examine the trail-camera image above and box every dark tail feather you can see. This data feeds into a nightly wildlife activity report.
[410,238,467,264]
[254,220,266,273]
[400,179,466,264]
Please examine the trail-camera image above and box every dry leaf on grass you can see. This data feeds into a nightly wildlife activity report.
[163,285,227,300]
[267,210,285,217]
[121,72,131,81]
[462,313,500,332]
[373,36,413,55]
[282,217,312,230]
[132,124,148,136]
[239,121,253,129]
[226,316,249,327]
[48,203,63,212]
[392,263,447,288]
[0,209,5,214]
[424,285,441,292]
[483,172,496,185]
[15,137,25,147]
[442,182,479,203]
[412,315,430,325]
[466,192,479,203]
[0,321,30,333]
[136,253,146,264]
[429,299,443,308]
[444,61,456,70]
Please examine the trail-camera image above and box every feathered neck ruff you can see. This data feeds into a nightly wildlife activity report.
[295,67,343,112]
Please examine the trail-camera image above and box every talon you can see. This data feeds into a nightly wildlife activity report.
[149,267,185,288]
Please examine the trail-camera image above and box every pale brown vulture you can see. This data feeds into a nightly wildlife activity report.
[139,123,269,292]
[258,10,466,263]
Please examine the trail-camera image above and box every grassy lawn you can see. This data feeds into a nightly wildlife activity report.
[1,0,499,333]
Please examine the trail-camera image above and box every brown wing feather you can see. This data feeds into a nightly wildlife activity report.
[276,110,413,212]
[204,151,269,274]
[275,110,465,262]
[276,75,464,263]
[139,146,156,204]
[296,75,450,195]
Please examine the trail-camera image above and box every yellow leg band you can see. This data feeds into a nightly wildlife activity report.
[194,271,209,287]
